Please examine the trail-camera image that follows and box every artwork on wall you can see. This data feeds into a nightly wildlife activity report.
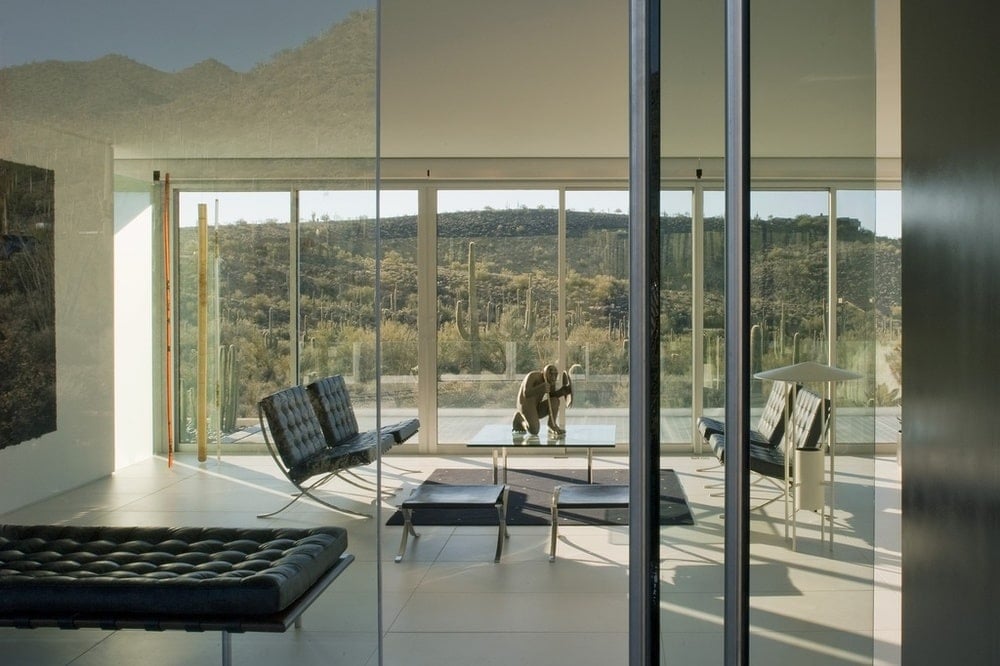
[0,159,56,449]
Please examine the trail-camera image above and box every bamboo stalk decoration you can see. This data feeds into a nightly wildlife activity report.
[197,203,208,462]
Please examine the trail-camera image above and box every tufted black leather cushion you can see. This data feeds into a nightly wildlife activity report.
[707,387,829,480]
[305,375,360,443]
[306,375,411,453]
[259,386,336,471]
[381,418,420,444]
[698,381,796,460]
[0,525,348,618]
[286,434,378,484]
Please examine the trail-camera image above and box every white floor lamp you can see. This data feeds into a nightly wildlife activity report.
[755,361,862,549]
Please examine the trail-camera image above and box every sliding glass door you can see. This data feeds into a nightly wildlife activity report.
[435,189,560,444]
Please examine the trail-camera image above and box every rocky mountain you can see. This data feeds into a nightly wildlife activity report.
[0,10,376,157]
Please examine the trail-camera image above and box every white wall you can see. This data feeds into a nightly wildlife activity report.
[114,188,154,469]
[0,121,115,513]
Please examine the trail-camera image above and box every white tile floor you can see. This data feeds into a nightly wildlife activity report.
[0,452,901,666]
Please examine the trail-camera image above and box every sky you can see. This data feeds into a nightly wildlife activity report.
[0,0,372,71]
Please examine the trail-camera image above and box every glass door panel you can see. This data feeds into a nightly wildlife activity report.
[749,191,830,377]
[660,190,695,444]
[564,191,629,434]
[297,189,419,433]
[176,191,290,448]
[701,190,727,414]
[436,189,559,444]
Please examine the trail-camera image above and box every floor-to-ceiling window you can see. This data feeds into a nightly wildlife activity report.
[298,189,420,433]
[435,189,561,443]
[0,0,901,663]
[660,190,697,444]
[176,191,292,449]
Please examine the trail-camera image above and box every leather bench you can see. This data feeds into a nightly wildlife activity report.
[0,524,352,665]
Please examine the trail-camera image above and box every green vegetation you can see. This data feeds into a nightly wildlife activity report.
[176,207,901,432]
[0,160,56,449]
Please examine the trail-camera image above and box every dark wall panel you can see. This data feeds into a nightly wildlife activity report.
[901,2,1000,664]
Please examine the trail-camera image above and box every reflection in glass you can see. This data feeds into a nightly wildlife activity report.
[3,2,381,663]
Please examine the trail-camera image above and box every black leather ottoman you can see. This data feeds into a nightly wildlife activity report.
[395,484,509,563]
[549,484,628,561]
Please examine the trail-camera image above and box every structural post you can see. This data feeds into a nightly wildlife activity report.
[628,1,661,664]
[724,0,751,663]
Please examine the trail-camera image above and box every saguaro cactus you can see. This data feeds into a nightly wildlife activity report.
[521,278,536,337]
[455,241,482,373]
[218,344,239,433]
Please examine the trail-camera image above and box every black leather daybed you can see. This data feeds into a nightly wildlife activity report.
[0,524,353,666]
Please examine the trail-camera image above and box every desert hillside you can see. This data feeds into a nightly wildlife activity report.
[0,10,376,157]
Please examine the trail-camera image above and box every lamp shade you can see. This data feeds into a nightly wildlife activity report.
[754,361,862,382]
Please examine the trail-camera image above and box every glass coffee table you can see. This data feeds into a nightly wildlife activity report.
[467,423,617,484]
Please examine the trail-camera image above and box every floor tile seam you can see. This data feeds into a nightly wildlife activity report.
[747,626,878,638]
[748,588,881,600]
[378,599,410,635]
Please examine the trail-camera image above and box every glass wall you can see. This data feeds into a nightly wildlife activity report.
[660,190,696,444]
[0,1,894,663]
[702,189,728,414]
[741,2,878,663]
[749,191,830,371]
[2,0,382,662]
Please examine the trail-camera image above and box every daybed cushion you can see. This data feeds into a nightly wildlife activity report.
[0,525,348,618]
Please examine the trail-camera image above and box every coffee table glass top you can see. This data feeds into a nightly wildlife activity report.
[468,423,616,448]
